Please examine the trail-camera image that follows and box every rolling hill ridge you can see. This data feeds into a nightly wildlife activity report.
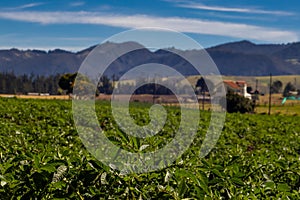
[0,40,300,76]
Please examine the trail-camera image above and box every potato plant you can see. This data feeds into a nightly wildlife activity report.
[0,98,299,199]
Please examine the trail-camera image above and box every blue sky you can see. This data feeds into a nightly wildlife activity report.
[0,0,299,51]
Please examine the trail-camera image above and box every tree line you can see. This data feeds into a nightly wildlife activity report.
[58,73,199,95]
[1,71,299,99]
[270,80,300,97]
[0,72,61,95]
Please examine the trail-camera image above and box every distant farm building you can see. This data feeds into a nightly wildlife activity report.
[27,93,50,96]
[223,80,252,99]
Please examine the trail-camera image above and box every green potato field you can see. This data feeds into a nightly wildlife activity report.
[0,98,299,199]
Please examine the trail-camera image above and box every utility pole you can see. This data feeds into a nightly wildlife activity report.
[255,79,258,91]
[268,73,272,115]
[202,89,205,110]
[153,74,157,104]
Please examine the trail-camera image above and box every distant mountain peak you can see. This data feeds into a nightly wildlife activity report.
[236,40,255,45]
[209,40,254,49]
[48,49,73,54]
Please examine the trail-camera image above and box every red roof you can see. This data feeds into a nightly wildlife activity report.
[236,81,246,86]
[223,80,248,90]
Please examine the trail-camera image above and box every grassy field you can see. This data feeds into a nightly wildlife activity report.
[255,93,300,115]
[256,104,300,115]
[0,98,299,199]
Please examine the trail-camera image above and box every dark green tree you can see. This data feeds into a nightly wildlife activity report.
[58,73,77,94]
[246,86,252,94]
[98,75,113,94]
[0,72,62,95]
[221,91,254,113]
[283,82,296,97]
[271,80,283,93]
[195,77,213,94]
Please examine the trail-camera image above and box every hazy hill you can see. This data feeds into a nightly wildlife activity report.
[207,40,287,55]
[0,40,300,76]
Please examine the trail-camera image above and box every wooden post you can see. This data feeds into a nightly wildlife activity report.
[153,75,156,104]
[268,73,272,115]
[255,79,258,91]
[202,90,205,110]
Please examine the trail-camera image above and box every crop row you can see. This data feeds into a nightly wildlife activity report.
[0,98,299,199]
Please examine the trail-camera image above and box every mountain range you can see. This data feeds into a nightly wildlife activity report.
[0,40,300,77]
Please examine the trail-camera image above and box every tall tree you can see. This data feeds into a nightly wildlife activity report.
[58,73,77,94]
[283,82,296,97]
[246,86,253,94]
[98,75,113,94]
[271,80,283,93]
[0,72,62,94]
[195,77,213,94]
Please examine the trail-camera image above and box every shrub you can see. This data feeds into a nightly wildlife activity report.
[221,91,254,113]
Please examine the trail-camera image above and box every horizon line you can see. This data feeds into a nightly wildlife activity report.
[0,39,299,53]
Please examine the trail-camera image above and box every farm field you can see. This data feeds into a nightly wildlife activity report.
[255,104,300,115]
[0,98,299,199]
[255,93,300,115]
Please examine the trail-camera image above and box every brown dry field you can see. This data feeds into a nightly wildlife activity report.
[0,94,180,103]
[1,93,298,105]
[1,93,300,115]
[97,94,178,103]
[257,93,300,106]
[1,93,297,106]
[0,94,70,100]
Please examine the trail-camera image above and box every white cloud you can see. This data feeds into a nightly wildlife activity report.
[19,3,45,9]
[175,2,294,16]
[0,11,297,43]
[5,3,45,10]
[70,2,85,7]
